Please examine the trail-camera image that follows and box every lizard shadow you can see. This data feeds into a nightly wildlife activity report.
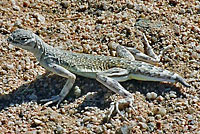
[0,72,186,111]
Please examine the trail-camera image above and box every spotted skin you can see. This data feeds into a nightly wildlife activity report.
[7,29,190,121]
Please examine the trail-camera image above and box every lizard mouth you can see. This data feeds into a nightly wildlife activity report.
[7,36,23,46]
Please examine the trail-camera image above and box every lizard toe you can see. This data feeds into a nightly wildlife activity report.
[40,95,61,107]
[107,97,135,122]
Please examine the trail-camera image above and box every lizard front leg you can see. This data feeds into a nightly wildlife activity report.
[96,68,134,121]
[40,63,76,107]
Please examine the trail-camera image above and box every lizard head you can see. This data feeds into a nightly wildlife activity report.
[7,29,37,51]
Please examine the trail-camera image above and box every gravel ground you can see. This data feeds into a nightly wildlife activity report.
[0,0,200,133]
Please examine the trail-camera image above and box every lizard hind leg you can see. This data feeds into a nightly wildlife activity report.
[96,68,135,121]
[109,34,173,65]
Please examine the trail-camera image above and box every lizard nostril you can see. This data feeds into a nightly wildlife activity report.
[7,36,13,42]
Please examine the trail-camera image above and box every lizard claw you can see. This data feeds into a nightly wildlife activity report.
[40,95,62,107]
[107,97,135,121]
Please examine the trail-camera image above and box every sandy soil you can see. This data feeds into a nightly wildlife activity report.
[0,0,199,133]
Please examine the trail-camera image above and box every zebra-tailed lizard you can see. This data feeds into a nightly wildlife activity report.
[7,29,190,120]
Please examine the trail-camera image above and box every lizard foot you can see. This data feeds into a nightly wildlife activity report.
[107,97,135,121]
[40,95,62,108]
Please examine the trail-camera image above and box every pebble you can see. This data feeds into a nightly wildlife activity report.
[23,1,29,7]
[11,0,20,11]
[169,93,177,98]
[60,108,66,114]
[146,92,157,100]
[74,86,81,97]
[96,126,103,133]
[138,122,148,130]
[136,116,146,123]
[13,5,20,11]
[116,125,131,134]
[0,0,199,133]
[157,96,164,102]
[83,116,90,122]
[33,119,43,126]
[60,1,70,8]
[14,19,22,27]
[155,114,162,120]
[186,114,193,120]
[179,9,185,14]
[55,125,64,133]
[154,107,167,116]
[148,116,155,122]
[148,122,155,132]
[78,5,87,12]
[34,13,45,24]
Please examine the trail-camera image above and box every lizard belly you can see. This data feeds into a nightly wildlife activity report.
[74,71,98,79]
[129,74,176,83]
[69,67,101,79]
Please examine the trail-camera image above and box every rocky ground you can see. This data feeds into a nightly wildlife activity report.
[0,0,200,133]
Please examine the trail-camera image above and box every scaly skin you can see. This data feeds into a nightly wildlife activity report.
[7,29,190,86]
[7,29,190,120]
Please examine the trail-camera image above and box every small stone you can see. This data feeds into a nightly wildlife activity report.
[173,24,180,35]
[187,107,195,114]
[148,116,155,122]
[3,78,8,84]
[13,5,20,11]
[186,8,193,14]
[148,122,156,132]
[23,1,29,7]
[11,0,20,11]
[186,114,193,120]
[34,13,45,24]
[83,116,90,122]
[23,75,29,81]
[157,130,164,134]
[33,119,43,126]
[169,0,178,6]
[78,5,87,12]
[165,94,170,100]
[154,107,167,116]
[52,106,57,110]
[116,125,131,134]
[105,123,112,129]
[191,26,200,34]
[136,116,146,122]
[6,64,14,70]
[60,108,66,114]
[169,93,177,98]
[74,86,81,97]
[179,9,185,14]
[96,126,103,133]
[157,96,164,102]
[68,109,75,115]
[155,114,162,120]
[156,121,162,129]
[151,36,157,43]
[0,70,7,75]
[14,19,22,27]
[55,125,64,133]
[7,121,15,126]
[196,5,200,13]
[138,122,148,130]
[60,1,70,8]
[126,0,134,9]
[146,92,157,100]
